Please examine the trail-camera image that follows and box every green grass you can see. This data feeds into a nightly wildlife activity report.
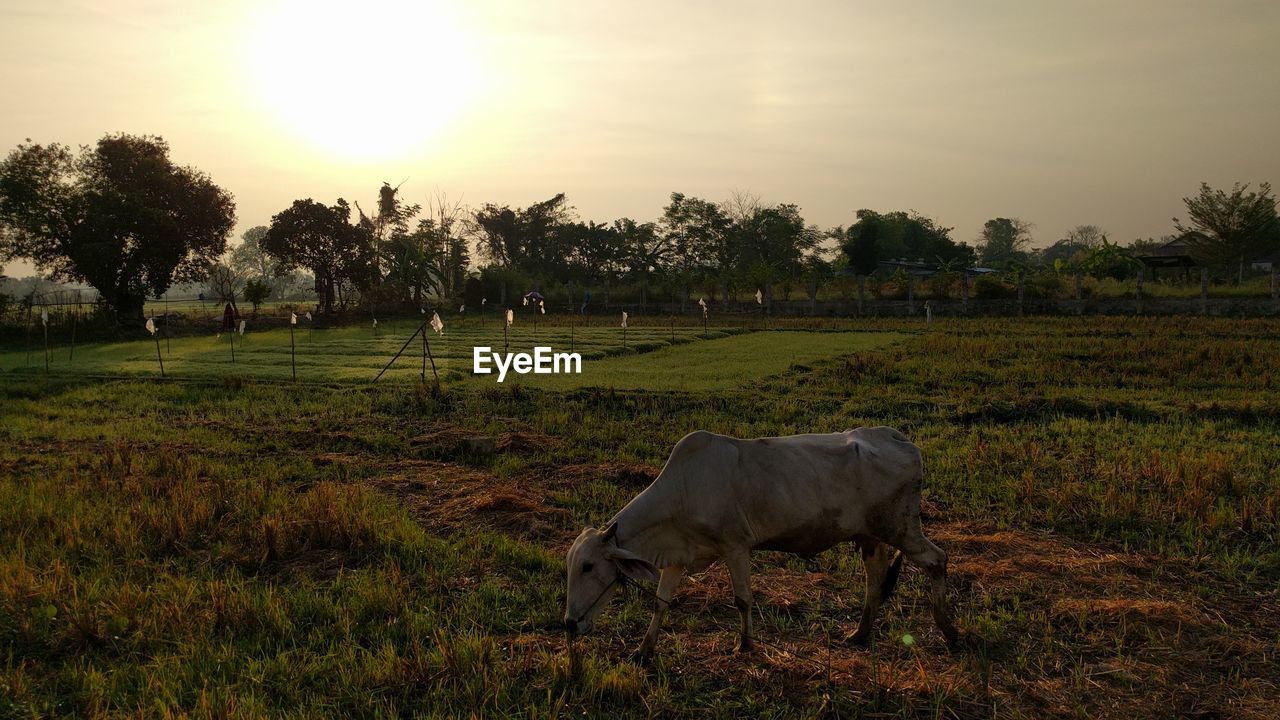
[0,317,903,391]
[497,331,902,391]
[1,316,1278,718]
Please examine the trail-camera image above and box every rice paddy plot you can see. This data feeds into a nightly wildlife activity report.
[0,319,749,384]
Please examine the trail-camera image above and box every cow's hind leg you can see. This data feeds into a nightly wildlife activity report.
[636,564,685,662]
[725,550,755,652]
[894,530,961,648]
[847,539,902,646]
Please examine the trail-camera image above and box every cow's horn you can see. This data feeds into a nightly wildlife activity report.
[602,522,618,541]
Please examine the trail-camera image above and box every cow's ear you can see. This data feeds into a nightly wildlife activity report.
[606,545,658,583]
[601,522,618,542]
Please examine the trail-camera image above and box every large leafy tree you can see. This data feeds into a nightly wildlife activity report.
[1175,182,1279,281]
[471,193,573,277]
[262,198,375,313]
[736,203,819,309]
[839,209,974,274]
[0,134,236,323]
[661,193,730,309]
[978,217,1034,268]
[616,218,667,307]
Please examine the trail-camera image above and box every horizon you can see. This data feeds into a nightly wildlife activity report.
[3,0,1279,278]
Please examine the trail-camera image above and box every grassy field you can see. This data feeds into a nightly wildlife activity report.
[0,317,901,391]
[1,317,1277,718]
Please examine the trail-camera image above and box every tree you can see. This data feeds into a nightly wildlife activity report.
[0,134,236,324]
[243,278,271,313]
[563,220,624,301]
[661,193,730,310]
[616,218,667,307]
[471,193,573,277]
[736,203,819,310]
[207,263,246,313]
[1175,182,1279,282]
[840,209,974,274]
[841,212,881,276]
[978,217,1034,268]
[1041,225,1108,265]
[381,227,443,306]
[261,198,376,313]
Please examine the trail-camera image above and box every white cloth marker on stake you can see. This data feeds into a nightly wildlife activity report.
[505,309,514,326]
[621,311,628,328]
[306,312,312,321]
[459,304,465,313]
[290,313,297,325]
[41,309,48,326]
[146,317,156,335]
[523,297,528,306]
[539,300,545,314]
[698,297,707,317]
[238,320,246,335]
[755,289,763,304]
[430,312,444,334]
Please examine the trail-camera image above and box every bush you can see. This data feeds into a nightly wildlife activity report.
[973,275,1014,299]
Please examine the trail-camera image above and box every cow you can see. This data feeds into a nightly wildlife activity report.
[564,427,960,660]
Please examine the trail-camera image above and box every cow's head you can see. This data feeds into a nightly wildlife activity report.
[564,522,658,636]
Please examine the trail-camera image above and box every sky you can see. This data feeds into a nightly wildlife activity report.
[3,0,1279,277]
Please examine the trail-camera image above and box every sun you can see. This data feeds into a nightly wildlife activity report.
[246,0,483,161]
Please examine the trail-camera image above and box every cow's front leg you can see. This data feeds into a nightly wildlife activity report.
[725,550,755,652]
[636,564,685,662]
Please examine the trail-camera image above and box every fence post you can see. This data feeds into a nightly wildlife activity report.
[907,276,916,315]
[1201,268,1209,316]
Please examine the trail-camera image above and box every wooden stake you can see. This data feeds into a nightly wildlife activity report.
[24,305,32,367]
[69,302,77,362]
[373,320,426,382]
[289,322,297,382]
[42,314,49,374]
[154,330,165,378]
[424,333,440,390]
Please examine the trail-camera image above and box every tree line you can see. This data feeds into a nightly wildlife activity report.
[2,133,1277,326]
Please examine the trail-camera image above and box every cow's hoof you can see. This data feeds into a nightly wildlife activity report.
[944,631,970,653]
[845,630,872,647]
[734,638,755,654]
[631,647,654,666]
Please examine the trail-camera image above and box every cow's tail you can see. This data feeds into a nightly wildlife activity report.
[880,550,905,602]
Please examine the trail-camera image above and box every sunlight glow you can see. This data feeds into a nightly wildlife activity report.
[247,0,484,161]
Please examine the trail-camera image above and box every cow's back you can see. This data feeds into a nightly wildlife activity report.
[662,428,922,555]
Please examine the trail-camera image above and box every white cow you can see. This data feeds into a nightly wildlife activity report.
[564,427,960,659]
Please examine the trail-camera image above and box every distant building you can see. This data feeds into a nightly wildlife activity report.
[1251,248,1280,273]
[1136,233,1200,281]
